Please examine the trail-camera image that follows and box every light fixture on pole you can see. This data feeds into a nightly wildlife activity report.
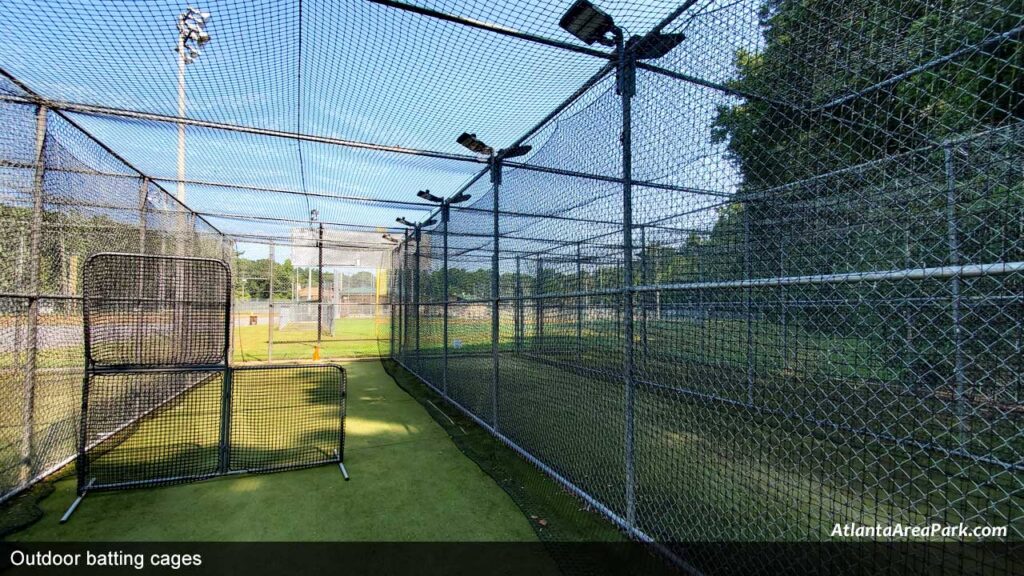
[416,188,472,206]
[558,0,617,46]
[396,217,415,227]
[456,133,494,156]
[559,0,685,60]
[456,134,532,161]
[175,6,211,205]
[416,189,444,203]
[449,191,472,204]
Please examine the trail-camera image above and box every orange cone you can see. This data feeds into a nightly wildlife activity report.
[312,346,321,360]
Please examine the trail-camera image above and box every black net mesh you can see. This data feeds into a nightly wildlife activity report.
[0,0,1022,570]
[84,253,230,367]
[229,365,346,474]
[77,253,346,494]
[80,370,224,490]
[0,102,232,504]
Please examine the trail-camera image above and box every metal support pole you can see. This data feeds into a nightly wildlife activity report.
[535,257,544,348]
[135,178,149,362]
[138,178,149,253]
[696,236,703,363]
[390,249,397,358]
[218,366,233,474]
[316,223,323,358]
[442,203,450,395]
[402,229,410,359]
[780,231,787,371]
[576,242,583,355]
[414,225,422,369]
[267,242,274,361]
[617,31,637,528]
[490,156,501,430]
[515,256,522,354]
[640,226,648,361]
[744,204,754,405]
[945,145,966,442]
[20,104,47,485]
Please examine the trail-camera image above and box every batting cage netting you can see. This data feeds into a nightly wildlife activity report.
[75,253,346,501]
[0,0,1020,571]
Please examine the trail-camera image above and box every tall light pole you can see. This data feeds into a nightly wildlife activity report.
[175,7,211,205]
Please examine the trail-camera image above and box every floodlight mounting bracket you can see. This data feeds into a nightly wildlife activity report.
[629,32,686,61]
[489,155,503,186]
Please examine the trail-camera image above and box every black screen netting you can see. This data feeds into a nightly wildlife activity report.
[76,254,346,495]
[84,253,230,367]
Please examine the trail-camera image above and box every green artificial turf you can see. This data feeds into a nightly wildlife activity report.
[7,360,540,543]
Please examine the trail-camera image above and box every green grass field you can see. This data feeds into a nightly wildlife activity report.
[232,317,383,362]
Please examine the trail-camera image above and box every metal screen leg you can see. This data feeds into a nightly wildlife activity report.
[334,449,350,480]
[60,478,95,523]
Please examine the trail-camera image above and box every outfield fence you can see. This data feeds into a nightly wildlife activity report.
[383,0,1023,571]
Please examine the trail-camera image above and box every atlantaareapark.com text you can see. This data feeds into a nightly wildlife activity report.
[832,523,1008,539]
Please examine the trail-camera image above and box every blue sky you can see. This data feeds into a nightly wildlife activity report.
[0,1,757,263]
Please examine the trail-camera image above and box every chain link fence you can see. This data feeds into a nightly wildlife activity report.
[385,0,1023,570]
[0,96,233,504]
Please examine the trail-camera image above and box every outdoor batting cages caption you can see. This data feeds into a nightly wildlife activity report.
[7,549,201,571]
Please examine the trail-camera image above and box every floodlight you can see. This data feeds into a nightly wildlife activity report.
[422,218,437,227]
[449,191,472,204]
[499,145,532,159]
[417,190,444,203]
[396,217,415,227]
[457,132,494,156]
[559,0,617,46]
[178,7,211,63]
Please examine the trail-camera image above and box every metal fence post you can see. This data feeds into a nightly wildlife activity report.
[515,255,522,354]
[20,104,47,485]
[640,226,648,362]
[780,230,787,371]
[744,203,754,406]
[576,242,583,355]
[401,229,410,361]
[945,144,966,443]
[135,177,149,363]
[414,224,421,369]
[535,257,544,348]
[617,32,637,529]
[491,157,501,430]
[442,203,450,395]
[390,249,397,358]
[138,178,148,254]
[267,242,274,361]
[316,223,324,357]
[218,366,233,475]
